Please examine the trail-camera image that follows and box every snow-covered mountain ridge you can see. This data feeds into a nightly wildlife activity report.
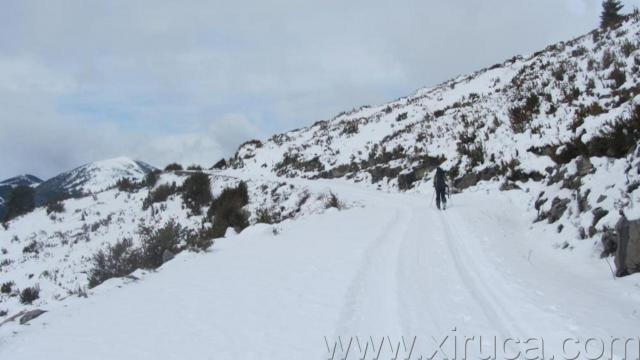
[33,157,156,205]
[229,14,640,254]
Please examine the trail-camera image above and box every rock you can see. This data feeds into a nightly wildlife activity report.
[454,173,478,189]
[547,197,570,223]
[20,309,46,325]
[600,227,617,258]
[367,166,402,184]
[397,171,417,191]
[576,189,591,213]
[575,156,594,176]
[614,217,640,277]
[547,167,566,186]
[591,207,609,228]
[162,249,175,264]
[319,163,359,179]
[561,174,582,190]
[499,181,521,191]
[578,227,587,239]
[597,194,607,203]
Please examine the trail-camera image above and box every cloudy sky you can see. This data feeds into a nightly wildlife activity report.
[0,0,635,179]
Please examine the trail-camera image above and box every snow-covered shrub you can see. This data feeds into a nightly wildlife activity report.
[180,172,212,215]
[1,281,14,294]
[164,163,183,171]
[186,164,203,171]
[142,183,177,210]
[22,240,39,254]
[46,200,65,215]
[589,105,640,158]
[208,182,249,218]
[324,192,343,210]
[621,39,637,57]
[254,208,275,224]
[138,219,187,269]
[508,106,533,133]
[19,285,40,305]
[144,170,160,188]
[185,229,214,252]
[211,201,249,238]
[602,49,617,69]
[608,66,627,88]
[88,238,141,288]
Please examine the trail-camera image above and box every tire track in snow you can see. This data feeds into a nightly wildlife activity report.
[438,210,528,339]
[395,205,447,337]
[333,204,412,337]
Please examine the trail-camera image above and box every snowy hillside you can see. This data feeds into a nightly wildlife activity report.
[34,157,156,205]
[230,14,640,258]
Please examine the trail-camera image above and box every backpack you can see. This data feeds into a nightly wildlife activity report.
[434,168,446,189]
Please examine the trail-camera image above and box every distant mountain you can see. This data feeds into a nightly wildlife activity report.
[34,157,156,205]
[0,175,43,219]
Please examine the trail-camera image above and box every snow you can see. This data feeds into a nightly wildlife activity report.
[1,180,639,359]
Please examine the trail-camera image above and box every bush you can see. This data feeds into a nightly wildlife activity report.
[600,0,624,29]
[19,285,40,304]
[458,141,485,168]
[145,170,160,188]
[2,185,35,222]
[180,173,212,215]
[139,220,187,269]
[588,104,640,158]
[116,177,137,192]
[602,49,616,69]
[22,240,39,254]
[551,65,565,81]
[325,192,343,209]
[164,163,183,171]
[1,281,14,294]
[609,67,626,88]
[186,165,203,171]
[208,182,249,218]
[46,201,65,215]
[523,93,540,114]
[509,106,532,133]
[142,183,177,210]
[210,202,249,238]
[88,238,141,288]
[186,227,215,252]
[255,208,275,224]
[621,39,638,57]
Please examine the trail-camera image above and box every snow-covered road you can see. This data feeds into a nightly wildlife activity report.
[2,180,640,359]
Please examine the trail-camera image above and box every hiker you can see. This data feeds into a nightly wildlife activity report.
[433,167,449,210]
